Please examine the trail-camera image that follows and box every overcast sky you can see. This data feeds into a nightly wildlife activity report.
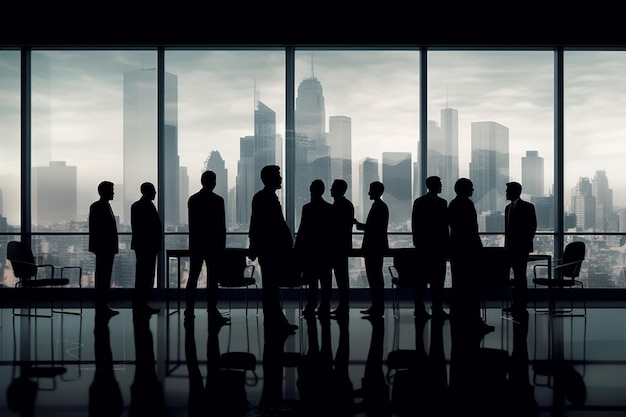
[1,48,625,226]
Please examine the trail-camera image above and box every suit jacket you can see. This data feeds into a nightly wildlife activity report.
[411,193,449,256]
[505,198,537,254]
[331,196,355,255]
[88,199,118,255]
[130,197,162,253]
[447,197,482,259]
[361,199,389,256]
[294,197,334,259]
[248,187,293,258]
[187,188,226,255]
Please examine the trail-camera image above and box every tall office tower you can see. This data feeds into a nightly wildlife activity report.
[204,150,228,225]
[440,107,459,204]
[236,136,255,228]
[532,195,554,230]
[359,157,379,220]
[32,161,77,227]
[0,187,3,215]
[469,121,509,216]
[253,97,277,192]
[295,71,329,220]
[179,166,189,225]
[382,152,412,230]
[328,115,352,200]
[426,120,443,194]
[123,68,180,227]
[522,150,544,197]
[571,176,596,231]
[592,170,614,232]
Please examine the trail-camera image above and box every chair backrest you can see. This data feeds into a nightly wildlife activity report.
[561,241,586,279]
[7,241,37,280]
[217,250,251,287]
[392,249,419,288]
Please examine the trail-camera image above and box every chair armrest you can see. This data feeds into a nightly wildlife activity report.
[243,264,255,279]
[388,265,399,279]
[59,266,83,288]
[553,260,584,270]
[533,263,549,279]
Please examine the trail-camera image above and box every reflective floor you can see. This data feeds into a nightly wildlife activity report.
[1,299,624,417]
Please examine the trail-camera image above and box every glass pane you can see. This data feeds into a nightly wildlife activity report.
[31,50,158,288]
[0,51,21,287]
[427,50,555,248]
[565,51,626,288]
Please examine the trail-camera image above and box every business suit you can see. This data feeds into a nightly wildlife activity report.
[358,195,389,315]
[412,192,449,317]
[130,192,162,311]
[504,197,537,311]
[186,186,226,319]
[89,196,119,312]
[330,193,355,315]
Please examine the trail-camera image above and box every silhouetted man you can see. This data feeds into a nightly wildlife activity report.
[186,170,229,325]
[130,182,161,315]
[411,175,450,320]
[295,179,333,317]
[248,165,298,333]
[89,180,119,317]
[503,181,537,319]
[355,181,389,317]
[329,179,355,317]
[448,178,493,336]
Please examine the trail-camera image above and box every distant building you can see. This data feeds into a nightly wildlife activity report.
[32,161,77,227]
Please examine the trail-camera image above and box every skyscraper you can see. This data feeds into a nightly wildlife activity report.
[295,71,329,222]
[440,107,459,203]
[179,166,189,224]
[382,152,412,230]
[204,150,228,225]
[328,115,352,201]
[469,121,509,216]
[32,161,77,227]
[236,135,255,228]
[123,68,180,227]
[522,150,544,197]
[254,98,277,193]
[592,170,614,232]
[571,176,595,231]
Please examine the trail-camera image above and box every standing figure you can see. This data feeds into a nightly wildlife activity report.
[447,178,493,336]
[185,170,229,325]
[503,181,537,319]
[329,179,355,317]
[130,182,162,315]
[411,175,450,320]
[89,180,119,317]
[248,165,299,333]
[354,181,389,317]
[295,179,334,317]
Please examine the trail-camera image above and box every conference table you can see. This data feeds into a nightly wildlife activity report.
[165,247,551,314]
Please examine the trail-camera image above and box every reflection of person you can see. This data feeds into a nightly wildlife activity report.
[295,179,333,317]
[248,165,298,333]
[411,175,450,320]
[89,314,124,417]
[448,178,493,336]
[354,181,389,317]
[329,179,355,317]
[89,181,119,317]
[130,182,162,315]
[185,171,229,325]
[503,181,537,318]
[356,315,391,416]
[129,310,164,416]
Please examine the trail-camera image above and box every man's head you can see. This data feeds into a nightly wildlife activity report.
[454,178,474,198]
[368,181,384,200]
[310,179,325,198]
[140,182,156,200]
[97,181,114,200]
[201,171,217,191]
[260,165,282,189]
[330,179,348,198]
[506,181,522,201]
[425,176,442,194]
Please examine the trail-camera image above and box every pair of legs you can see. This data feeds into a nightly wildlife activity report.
[133,250,158,311]
[94,252,116,313]
[415,255,447,317]
[185,253,223,321]
[332,254,350,314]
[508,251,529,312]
[362,254,385,315]
[258,255,297,331]
[303,263,332,315]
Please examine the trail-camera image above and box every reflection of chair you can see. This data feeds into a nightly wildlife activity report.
[479,247,513,320]
[217,249,258,316]
[388,248,419,318]
[533,241,586,316]
[8,241,83,318]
